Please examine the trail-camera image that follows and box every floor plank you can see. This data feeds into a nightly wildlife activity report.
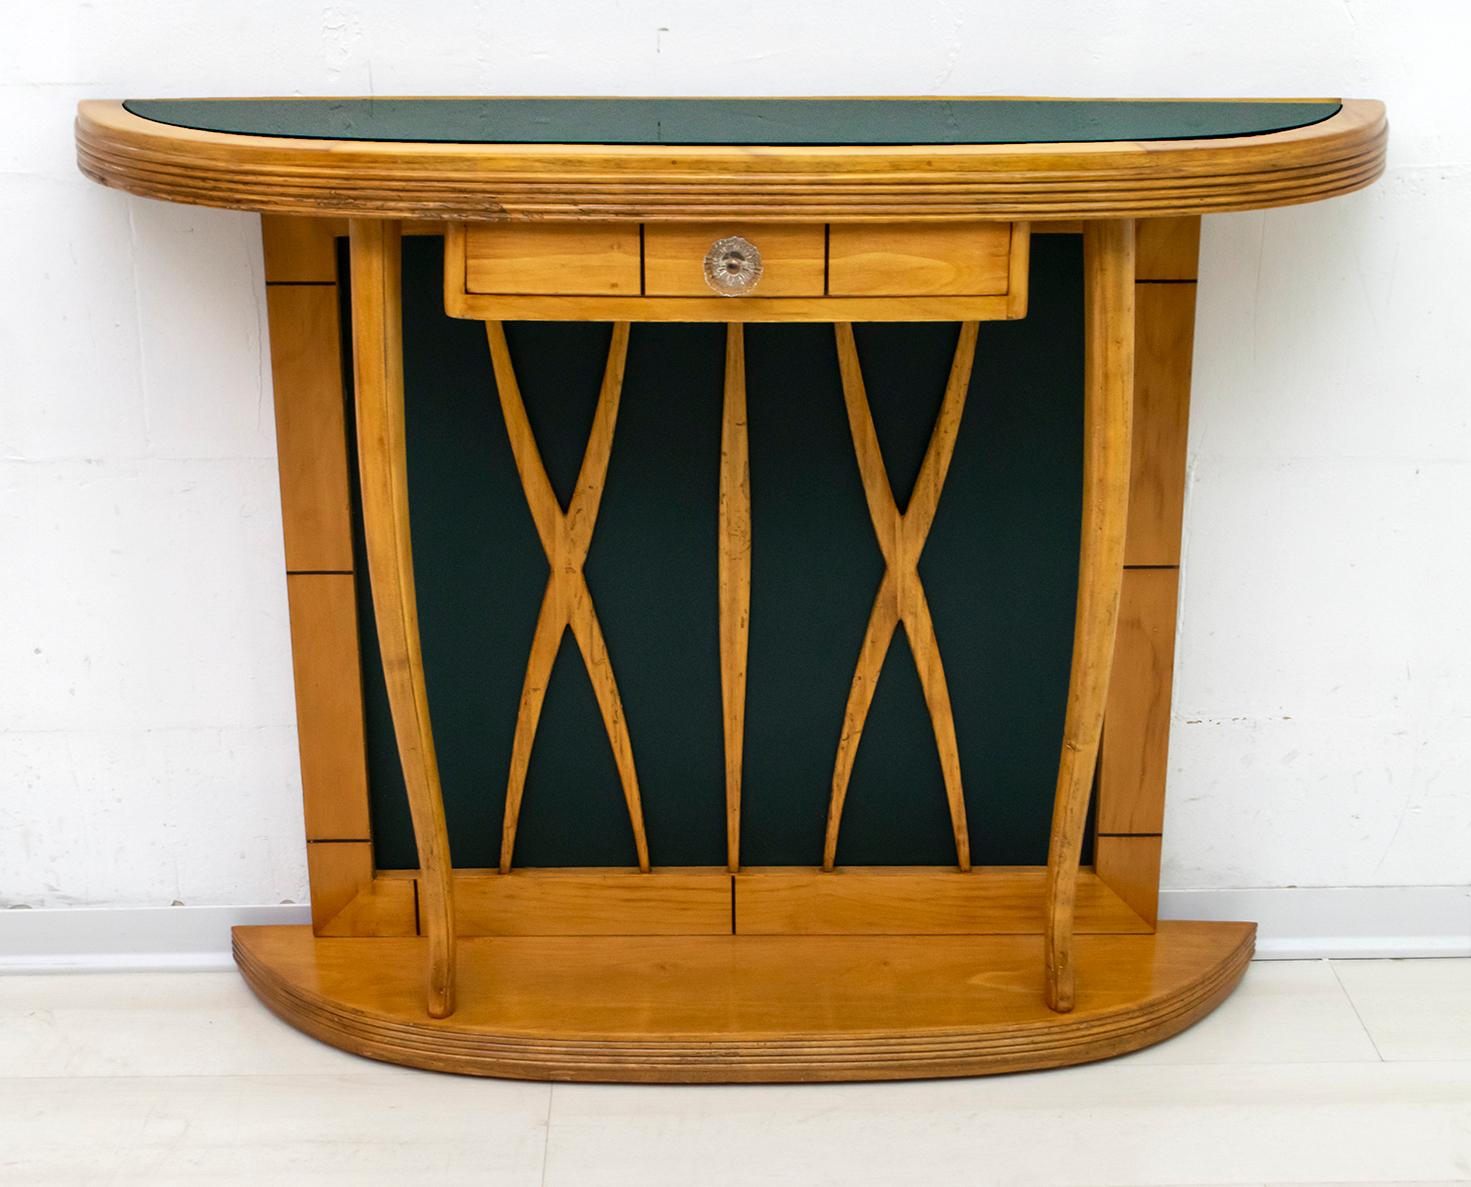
[1124,958,1380,1065]
[0,972,382,1078]
[1332,957,1471,1061]
[0,1073,551,1186]
[1,959,1469,1186]
[542,1061,1471,1187]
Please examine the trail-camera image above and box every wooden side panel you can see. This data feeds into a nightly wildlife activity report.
[316,874,419,938]
[464,222,641,295]
[262,214,377,934]
[453,871,732,936]
[1135,216,1201,282]
[828,222,1012,296]
[305,841,373,931]
[1095,836,1163,927]
[735,869,1148,935]
[644,222,825,296]
[1095,215,1199,932]
[265,285,355,573]
[285,574,371,841]
[1124,282,1197,566]
[262,214,346,283]
[1098,568,1180,836]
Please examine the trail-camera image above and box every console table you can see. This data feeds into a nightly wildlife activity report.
[75,96,1386,1081]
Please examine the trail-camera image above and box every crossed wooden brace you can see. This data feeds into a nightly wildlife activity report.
[823,322,981,872]
[485,321,651,874]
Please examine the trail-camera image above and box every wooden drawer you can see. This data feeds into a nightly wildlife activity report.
[463,223,641,295]
[828,223,1014,296]
[445,219,1028,322]
[644,223,826,297]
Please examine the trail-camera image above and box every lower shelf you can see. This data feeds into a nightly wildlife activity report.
[234,920,1254,1083]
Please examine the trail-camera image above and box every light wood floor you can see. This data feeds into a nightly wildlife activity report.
[1,958,1468,1185]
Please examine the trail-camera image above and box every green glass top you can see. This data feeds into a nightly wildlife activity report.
[123,97,1341,147]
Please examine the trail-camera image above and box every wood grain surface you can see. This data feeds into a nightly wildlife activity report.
[234,920,1254,1081]
[349,219,458,1017]
[1044,219,1136,1013]
[825,322,980,873]
[486,321,650,874]
[78,99,1385,222]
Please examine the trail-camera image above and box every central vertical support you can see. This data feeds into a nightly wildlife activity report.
[1044,218,1137,1013]
[348,218,457,1018]
[720,324,752,872]
[824,322,981,873]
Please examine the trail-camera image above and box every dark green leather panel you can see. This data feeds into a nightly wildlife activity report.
[349,234,1088,870]
[129,97,1339,146]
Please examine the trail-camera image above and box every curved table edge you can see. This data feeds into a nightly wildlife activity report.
[76,99,1385,222]
[233,922,1256,1083]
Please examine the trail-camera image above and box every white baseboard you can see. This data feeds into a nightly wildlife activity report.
[1,886,1466,973]
[1160,884,1471,959]
[0,904,310,973]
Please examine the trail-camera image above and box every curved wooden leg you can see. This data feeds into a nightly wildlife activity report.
[1044,219,1136,1013]
[348,218,456,1018]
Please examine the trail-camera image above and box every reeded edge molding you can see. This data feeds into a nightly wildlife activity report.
[233,922,1254,1082]
[76,99,1386,222]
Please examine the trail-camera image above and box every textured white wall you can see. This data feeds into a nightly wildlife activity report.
[2,2,1468,916]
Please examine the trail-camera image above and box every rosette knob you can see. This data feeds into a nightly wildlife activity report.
[703,235,763,296]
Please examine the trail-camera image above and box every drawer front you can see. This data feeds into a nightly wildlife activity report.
[464,223,641,295]
[644,223,826,297]
[828,223,1013,297]
[446,220,1028,322]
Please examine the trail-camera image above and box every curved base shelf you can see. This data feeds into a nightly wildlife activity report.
[234,920,1254,1082]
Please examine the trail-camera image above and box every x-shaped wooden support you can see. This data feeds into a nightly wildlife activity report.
[823,322,980,872]
[485,321,650,874]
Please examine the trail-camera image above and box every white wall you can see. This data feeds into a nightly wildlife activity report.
[2,3,1468,952]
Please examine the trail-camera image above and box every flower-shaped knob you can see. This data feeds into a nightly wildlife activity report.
[703,235,763,296]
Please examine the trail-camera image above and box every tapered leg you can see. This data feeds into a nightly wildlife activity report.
[904,583,971,872]
[348,218,457,1018]
[568,577,650,871]
[719,324,751,872]
[1043,219,1136,1013]
[500,580,562,874]
[824,575,901,871]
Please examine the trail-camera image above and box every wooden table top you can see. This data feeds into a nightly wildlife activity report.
[75,96,1386,222]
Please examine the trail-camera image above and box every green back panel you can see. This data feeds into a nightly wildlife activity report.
[343,234,1088,870]
[128,97,1339,146]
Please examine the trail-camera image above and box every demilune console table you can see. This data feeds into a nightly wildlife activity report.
[75,96,1386,1081]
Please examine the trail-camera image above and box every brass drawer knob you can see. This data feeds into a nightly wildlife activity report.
[704,235,763,296]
